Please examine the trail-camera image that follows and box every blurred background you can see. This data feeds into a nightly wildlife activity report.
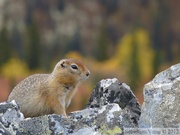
[0,0,180,112]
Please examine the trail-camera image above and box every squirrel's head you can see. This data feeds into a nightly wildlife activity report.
[52,58,90,84]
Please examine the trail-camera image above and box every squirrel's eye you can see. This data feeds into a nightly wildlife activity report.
[71,65,78,70]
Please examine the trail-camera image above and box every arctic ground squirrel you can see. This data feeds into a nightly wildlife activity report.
[8,58,90,117]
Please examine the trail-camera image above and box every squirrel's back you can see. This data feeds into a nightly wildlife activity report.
[8,74,51,117]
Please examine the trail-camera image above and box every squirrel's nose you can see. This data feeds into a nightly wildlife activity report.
[86,73,90,77]
[86,71,90,77]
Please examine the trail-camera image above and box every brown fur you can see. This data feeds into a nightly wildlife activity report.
[8,58,90,117]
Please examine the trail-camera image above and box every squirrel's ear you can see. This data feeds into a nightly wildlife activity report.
[60,60,66,68]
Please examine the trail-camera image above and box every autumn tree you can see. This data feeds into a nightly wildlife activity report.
[0,26,11,66]
[25,23,41,70]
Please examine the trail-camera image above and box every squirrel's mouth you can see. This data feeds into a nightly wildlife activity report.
[80,74,90,81]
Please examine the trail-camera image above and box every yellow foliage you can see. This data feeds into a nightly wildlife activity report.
[115,28,154,80]
[65,51,83,60]
[116,33,133,67]
[0,58,29,80]
[102,58,119,71]
[135,29,154,79]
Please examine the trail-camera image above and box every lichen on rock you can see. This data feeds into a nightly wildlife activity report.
[86,78,141,125]
[0,78,141,134]
[139,63,180,128]
[1,64,179,134]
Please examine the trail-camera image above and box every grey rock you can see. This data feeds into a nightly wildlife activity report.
[0,101,24,134]
[49,104,124,135]
[0,78,140,135]
[86,78,141,125]
[48,102,139,134]
[18,116,51,135]
[139,63,180,128]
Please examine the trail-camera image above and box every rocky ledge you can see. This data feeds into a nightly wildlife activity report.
[0,63,180,135]
[0,78,140,135]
